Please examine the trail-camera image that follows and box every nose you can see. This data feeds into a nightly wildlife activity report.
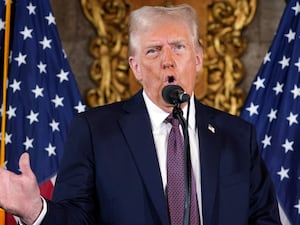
[161,47,175,69]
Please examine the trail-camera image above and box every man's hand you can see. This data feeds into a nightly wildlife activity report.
[0,152,42,224]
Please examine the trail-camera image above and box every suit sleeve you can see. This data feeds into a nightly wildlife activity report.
[41,114,98,225]
[248,125,282,225]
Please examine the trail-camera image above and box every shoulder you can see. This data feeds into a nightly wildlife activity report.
[73,91,145,124]
[195,100,254,133]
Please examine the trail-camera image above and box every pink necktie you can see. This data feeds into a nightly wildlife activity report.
[166,114,200,225]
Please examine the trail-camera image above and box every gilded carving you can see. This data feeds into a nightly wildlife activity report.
[202,0,256,115]
[81,0,131,106]
[80,0,256,115]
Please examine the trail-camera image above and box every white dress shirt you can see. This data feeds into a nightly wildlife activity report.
[143,91,203,224]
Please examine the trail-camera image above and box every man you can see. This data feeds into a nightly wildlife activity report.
[0,4,281,225]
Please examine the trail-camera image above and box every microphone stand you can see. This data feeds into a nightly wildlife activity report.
[172,102,191,225]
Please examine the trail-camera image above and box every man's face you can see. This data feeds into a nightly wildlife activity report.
[129,19,203,113]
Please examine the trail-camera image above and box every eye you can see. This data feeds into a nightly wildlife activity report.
[146,46,161,55]
[146,49,156,54]
[172,43,186,53]
[175,44,185,50]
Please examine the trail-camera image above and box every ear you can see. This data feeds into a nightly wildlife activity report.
[195,49,203,72]
[129,56,142,81]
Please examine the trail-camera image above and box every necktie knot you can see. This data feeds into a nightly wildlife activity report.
[166,114,180,128]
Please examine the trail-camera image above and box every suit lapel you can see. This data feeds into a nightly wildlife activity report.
[196,102,222,225]
[118,93,223,225]
[119,92,169,225]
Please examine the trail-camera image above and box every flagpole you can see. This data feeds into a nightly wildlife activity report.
[1,0,12,223]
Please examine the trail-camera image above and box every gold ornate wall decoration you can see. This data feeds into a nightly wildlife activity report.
[81,0,256,115]
[202,0,256,115]
[81,0,131,107]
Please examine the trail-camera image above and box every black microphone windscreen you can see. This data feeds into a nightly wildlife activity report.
[162,85,190,105]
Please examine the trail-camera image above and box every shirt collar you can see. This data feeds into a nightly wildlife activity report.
[142,90,196,131]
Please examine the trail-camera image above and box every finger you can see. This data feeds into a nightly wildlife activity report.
[19,152,32,175]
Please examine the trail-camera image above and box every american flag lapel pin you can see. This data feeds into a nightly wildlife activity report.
[208,124,215,134]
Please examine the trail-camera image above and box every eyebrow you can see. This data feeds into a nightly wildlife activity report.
[145,38,188,47]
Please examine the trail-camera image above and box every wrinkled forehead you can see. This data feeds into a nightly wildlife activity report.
[139,14,191,32]
[133,20,192,51]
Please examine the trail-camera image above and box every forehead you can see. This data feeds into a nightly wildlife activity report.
[138,19,192,44]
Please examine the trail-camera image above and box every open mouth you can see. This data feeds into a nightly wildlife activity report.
[167,76,175,83]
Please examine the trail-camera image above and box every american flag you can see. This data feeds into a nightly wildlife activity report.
[240,0,300,224]
[0,0,86,224]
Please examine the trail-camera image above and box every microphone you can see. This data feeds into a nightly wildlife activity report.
[162,85,190,105]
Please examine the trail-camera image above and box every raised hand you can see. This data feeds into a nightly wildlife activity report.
[0,153,43,224]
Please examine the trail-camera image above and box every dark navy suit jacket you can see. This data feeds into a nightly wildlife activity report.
[42,91,281,225]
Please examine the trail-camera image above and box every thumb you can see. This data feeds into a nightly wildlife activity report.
[19,152,33,175]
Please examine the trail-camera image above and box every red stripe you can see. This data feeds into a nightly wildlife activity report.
[40,179,54,200]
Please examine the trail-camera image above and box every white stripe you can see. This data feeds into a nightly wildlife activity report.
[50,174,57,185]
[279,202,291,225]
